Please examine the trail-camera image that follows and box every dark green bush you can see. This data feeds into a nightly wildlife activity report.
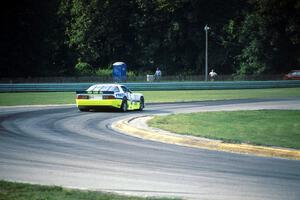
[75,62,94,75]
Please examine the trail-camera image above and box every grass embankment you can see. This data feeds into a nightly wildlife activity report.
[0,180,177,200]
[0,88,300,106]
[148,110,300,149]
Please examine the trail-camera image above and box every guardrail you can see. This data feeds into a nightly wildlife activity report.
[0,81,300,92]
[0,74,284,83]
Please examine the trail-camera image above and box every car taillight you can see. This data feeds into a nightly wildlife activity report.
[103,95,115,99]
[77,95,89,99]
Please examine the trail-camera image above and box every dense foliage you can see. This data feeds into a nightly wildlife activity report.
[1,0,299,78]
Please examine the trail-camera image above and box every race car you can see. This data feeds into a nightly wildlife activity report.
[76,84,145,112]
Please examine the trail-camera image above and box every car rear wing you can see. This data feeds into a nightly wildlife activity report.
[76,90,114,94]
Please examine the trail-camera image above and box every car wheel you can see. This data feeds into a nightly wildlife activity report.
[139,97,144,111]
[121,99,128,112]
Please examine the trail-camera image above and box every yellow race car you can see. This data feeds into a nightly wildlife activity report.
[76,84,145,112]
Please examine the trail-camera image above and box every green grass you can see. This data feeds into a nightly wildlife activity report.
[0,92,76,106]
[142,87,300,103]
[148,110,300,149]
[0,180,177,200]
[0,88,300,106]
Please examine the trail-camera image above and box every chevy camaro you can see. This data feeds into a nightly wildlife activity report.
[76,84,145,112]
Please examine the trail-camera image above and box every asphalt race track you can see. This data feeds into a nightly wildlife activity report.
[1,98,300,200]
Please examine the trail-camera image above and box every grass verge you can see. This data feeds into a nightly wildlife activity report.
[0,180,178,200]
[148,110,300,149]
[0,92,75,106]
[142,87,300,103]
[0,88,300,106]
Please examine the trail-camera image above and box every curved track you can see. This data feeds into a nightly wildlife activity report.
[1,98,300,200]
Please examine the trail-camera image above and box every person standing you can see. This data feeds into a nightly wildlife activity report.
[154,67,162,81]
[209,69,217,81]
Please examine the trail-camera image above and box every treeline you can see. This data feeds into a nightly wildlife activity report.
[1,0,299,78]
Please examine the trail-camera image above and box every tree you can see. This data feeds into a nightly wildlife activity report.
[223,0,300,76]
[2,0,298,78]
[0,0,73,77]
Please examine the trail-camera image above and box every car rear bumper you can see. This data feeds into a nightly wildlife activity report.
[76,99,122,109]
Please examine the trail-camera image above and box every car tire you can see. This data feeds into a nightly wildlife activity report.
[139,97,144,111]
[121,99,128,112]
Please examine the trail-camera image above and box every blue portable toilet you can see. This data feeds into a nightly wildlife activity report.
[113,62,126,82]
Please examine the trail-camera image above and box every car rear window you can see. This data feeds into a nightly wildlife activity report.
[87,85,119,92]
